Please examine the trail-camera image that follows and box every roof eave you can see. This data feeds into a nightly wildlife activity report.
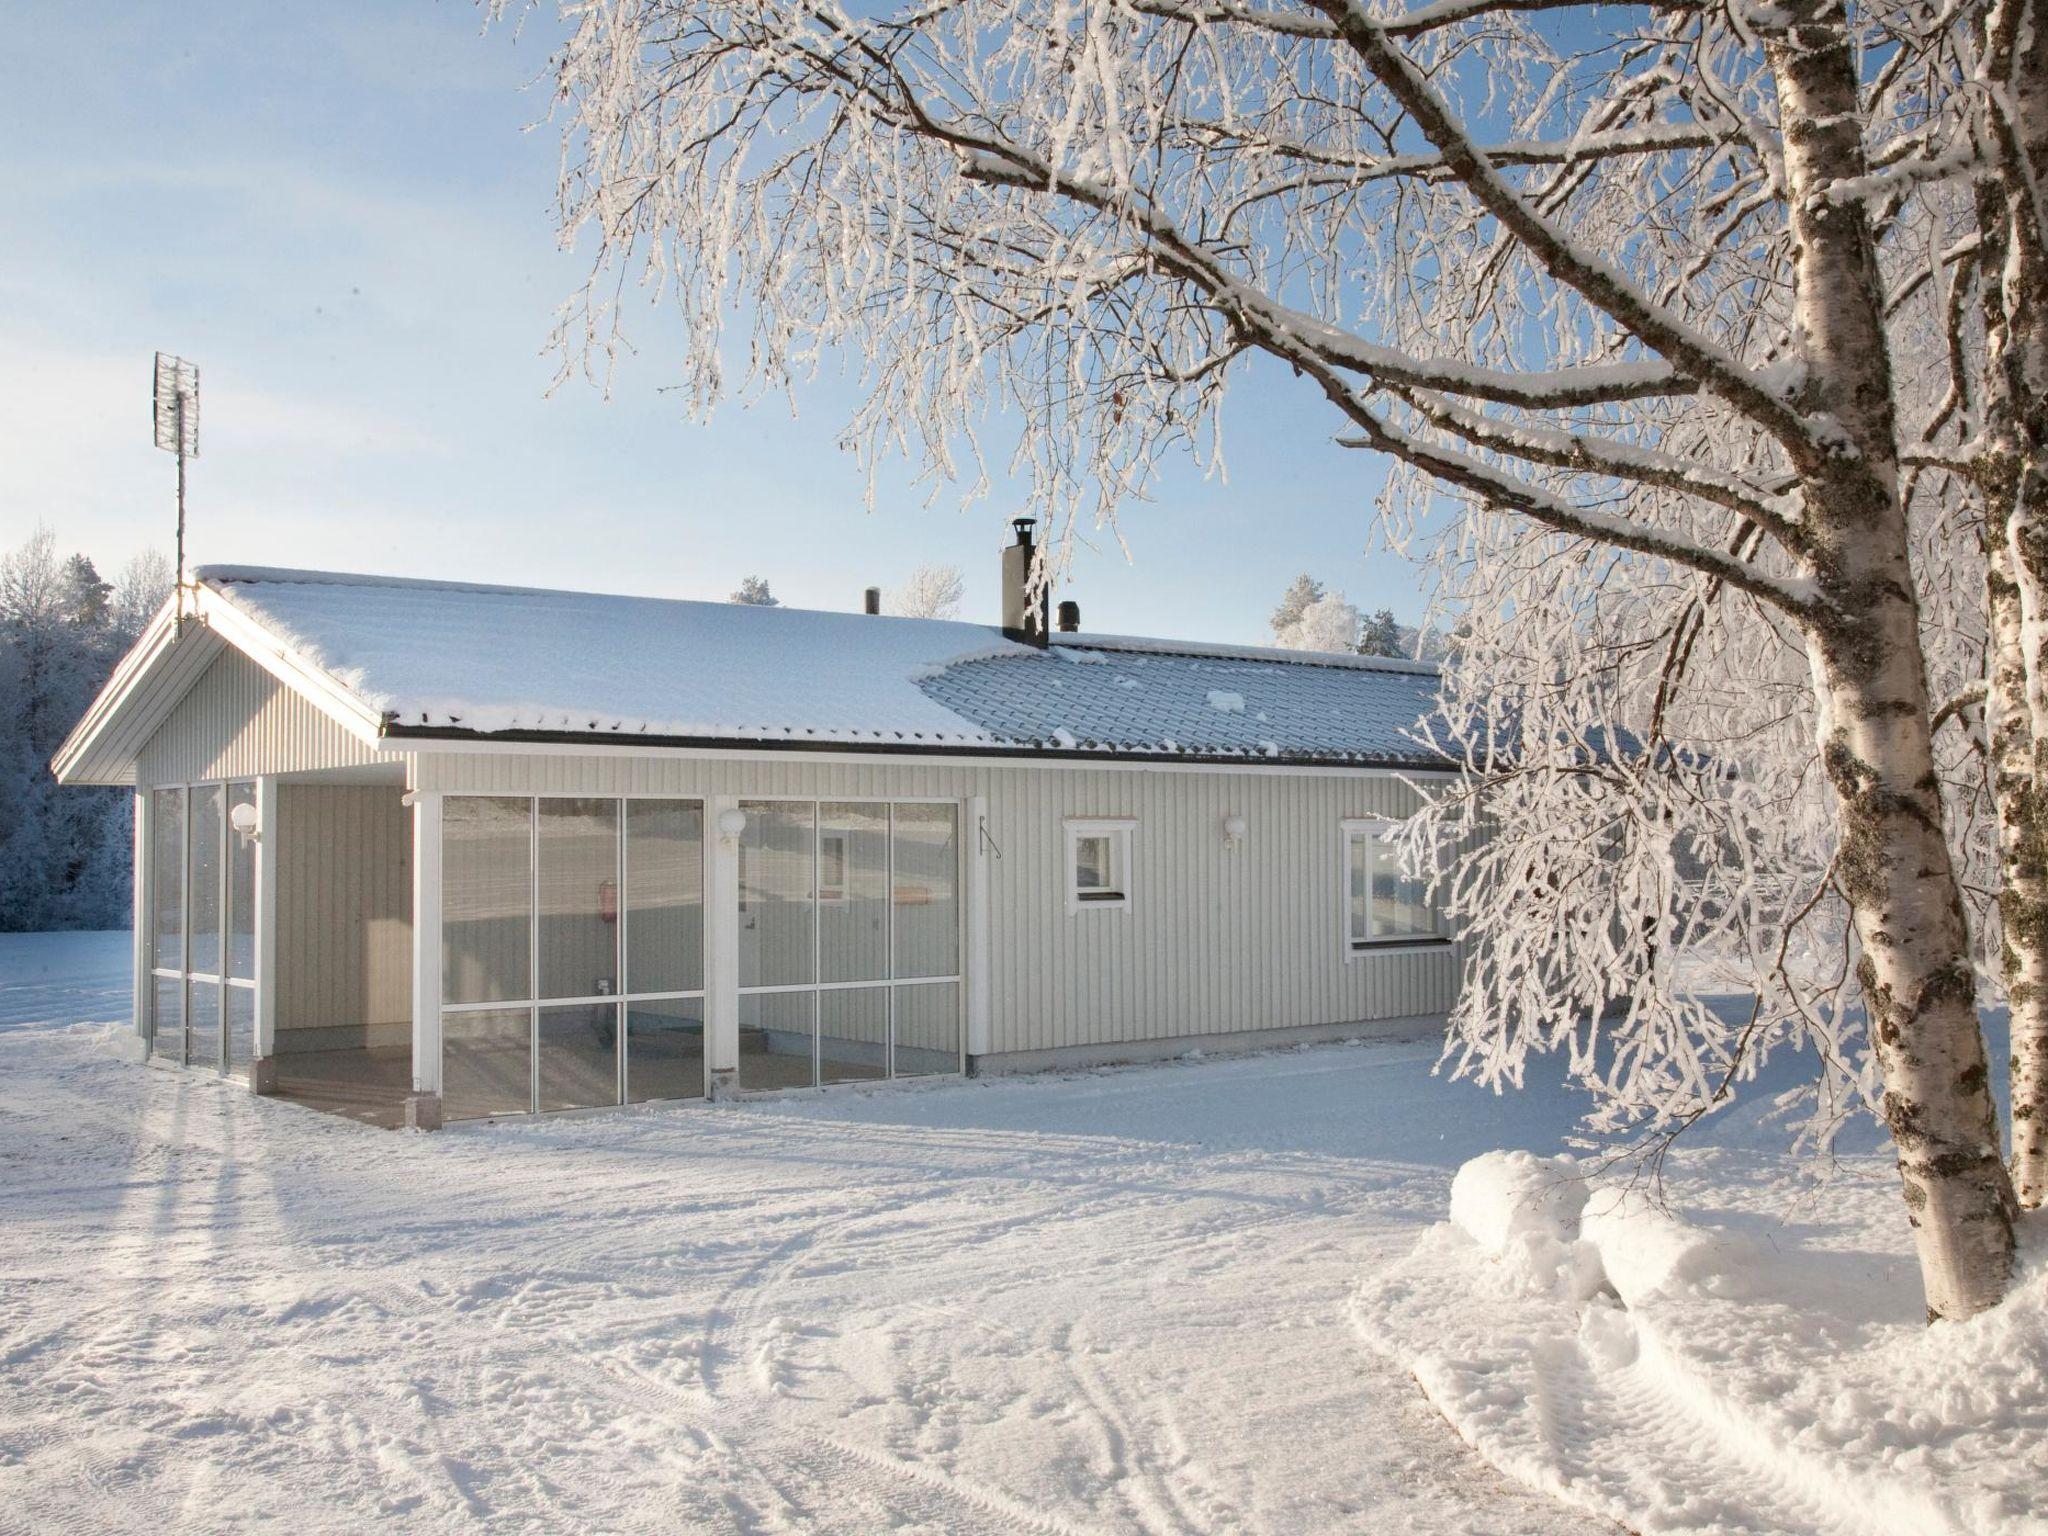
[380,721,1456,773]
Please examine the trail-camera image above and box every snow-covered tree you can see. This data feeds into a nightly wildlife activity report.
[0,528,164,933]
[1356,608,1402,659]
[110,550,174,639]
[1269,574,1325,639]
[531,0,2041,1315]
[1275,593,1360,655]
[729,575,778,607]
[888,563,965,620]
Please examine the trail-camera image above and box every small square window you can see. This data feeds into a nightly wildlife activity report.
[1066,820,1133,913]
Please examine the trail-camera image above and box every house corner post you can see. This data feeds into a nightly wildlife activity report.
[705,794,740,1099]
[249,776,280,1093]
[966,795,992,1068]
[407,789,444,1130]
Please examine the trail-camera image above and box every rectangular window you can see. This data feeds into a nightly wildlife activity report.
[1066,820,1134,913]
[443,796,534,1006]
[625,800,703,995]
[188,784,223,978]
[536,797,619,1001]
[1344,819,1445,949]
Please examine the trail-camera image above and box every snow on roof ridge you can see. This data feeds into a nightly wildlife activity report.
[196,564,1004,632]
[1054,631,1440,677]
[198,565,1439,673]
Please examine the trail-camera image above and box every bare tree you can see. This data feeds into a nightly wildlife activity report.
[531,0,2028,1315]
[888,562,966,619]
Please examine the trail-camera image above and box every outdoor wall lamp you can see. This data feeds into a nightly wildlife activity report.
[1222,813,1247,846]
[717,807,748,842]
[229,800,261,843]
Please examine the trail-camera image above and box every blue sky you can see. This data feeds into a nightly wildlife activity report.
[0,2,1419,645]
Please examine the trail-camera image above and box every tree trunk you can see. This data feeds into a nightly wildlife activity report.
[1980,0,2048,1208]
[1771,0,2018,1316]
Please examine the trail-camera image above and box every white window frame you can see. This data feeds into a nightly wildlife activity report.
[1065,818,1135,915]
[1341,817,1448,955]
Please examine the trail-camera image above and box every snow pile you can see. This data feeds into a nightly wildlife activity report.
[1358,1150,2048,1536]
[1206,689,1245,713]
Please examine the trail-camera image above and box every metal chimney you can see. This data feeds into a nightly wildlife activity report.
[1000,518,1050,646]
[864,586,882,615]
[1056,600,1081,633]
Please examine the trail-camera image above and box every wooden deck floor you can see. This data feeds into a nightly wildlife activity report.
[272,1046,413,1131]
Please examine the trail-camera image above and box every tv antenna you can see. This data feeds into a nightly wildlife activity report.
[152,352,200,632]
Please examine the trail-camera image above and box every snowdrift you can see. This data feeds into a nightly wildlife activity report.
[1356,1149,2048,1536]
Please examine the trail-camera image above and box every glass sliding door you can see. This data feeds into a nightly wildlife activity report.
[624,801,705,1103]
[224,782,258,1070]
[442,796,534,1118]
[737,799,963,1090]
[146,780,258,1075]
[737,801,817,1088]
[536,798,620,1111]
[149,788,185,1062]
[440,795,706,1119]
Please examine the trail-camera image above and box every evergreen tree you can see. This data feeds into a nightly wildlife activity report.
[1268,574,1324,639]
[729,574,779,606]
[1356,608,1403,658]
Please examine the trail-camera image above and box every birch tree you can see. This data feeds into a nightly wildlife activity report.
[1970,0,2048,1208]
[529,0,2026,1315]
[889,562,967,618]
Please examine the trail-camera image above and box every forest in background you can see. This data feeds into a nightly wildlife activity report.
[0,527,171,930]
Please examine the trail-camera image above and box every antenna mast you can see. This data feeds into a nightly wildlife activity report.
[151,352,200,633]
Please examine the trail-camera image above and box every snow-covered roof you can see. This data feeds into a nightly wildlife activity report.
[73,565,1450,773]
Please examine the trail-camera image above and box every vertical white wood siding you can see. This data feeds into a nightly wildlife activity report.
[137,647,383,786]
[273,785,414,1048]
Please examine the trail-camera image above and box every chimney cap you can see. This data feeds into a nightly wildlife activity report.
[863,585,882,615]
[1056,599,1081,633]
[1011,516,1037,545]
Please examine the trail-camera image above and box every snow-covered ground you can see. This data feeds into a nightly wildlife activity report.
[0,930,1608,1534]
[4,932,2038,1536]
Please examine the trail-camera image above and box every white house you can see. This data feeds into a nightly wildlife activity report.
[54,523,1457,1129]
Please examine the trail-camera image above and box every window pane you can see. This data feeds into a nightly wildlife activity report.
[893,982,959,1076]
[537,798,619,1001]
[626,997,704,1103]
[892,804,959,979]
[188,978,222,1074]
[1074,835,1111,889]
[1348,834,1371,943]
[443,797,532,1005]
[151,789,184,973]
[538,1001,619,1112]
[1369,839,1439,940]
[626,800,703,995]
[188,784,222,977]
[738,991,814,1090]
[819,986,889,1085]
[738,802,815,987]
[819,803,888,983]
[443,1007,531,1120]
[226,985,254,1075]
[151,973,183,1062]
[226,782,257,981]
